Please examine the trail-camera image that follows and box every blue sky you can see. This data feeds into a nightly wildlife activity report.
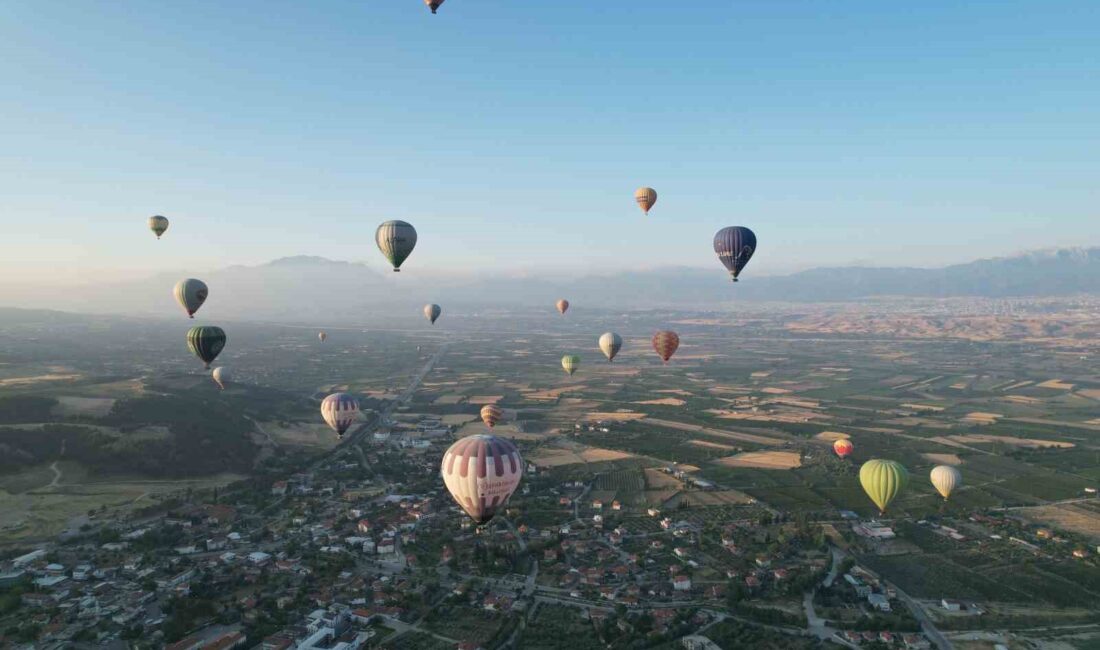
[1,0,1098,282]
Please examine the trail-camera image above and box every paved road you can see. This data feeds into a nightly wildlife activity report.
[849,552,952,650]
[892,585,953,650]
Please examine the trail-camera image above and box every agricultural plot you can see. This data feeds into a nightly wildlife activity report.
[519,605,605,650]
[422,607,503,646]
[715,451,802,469]
[1014,502,1100,542]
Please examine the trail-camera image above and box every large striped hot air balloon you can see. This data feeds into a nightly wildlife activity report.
[859,459,908,515]
[425,0,444,13]
[561,354,580,376]
[556,299,569,315]
[148,215,169,239]
[930,465,962,501]
[211,366,231,390]
[375,220,417,272]
[441,434,523,525]
[598,332,622,362]
[635,187,657,215]
[480,404,502,429]
[652,330,680,364]
[173,279,208,318]
[321,393,360,439]
[424,304,441,324]
[713,226,757,281]
[186,326,226,369]
[833,439,853,458]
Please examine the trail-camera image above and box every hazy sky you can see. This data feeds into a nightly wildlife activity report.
[2,0,1098,283]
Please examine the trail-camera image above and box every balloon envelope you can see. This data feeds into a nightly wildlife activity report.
[318,331,327,343]
[859,459,908,514]
[174,279,208,318]
[930,465,962,500]
[833,439,853,458]
[561,355,580,376]
[635,187,657,214]
[321,393,360,438]
[652,330,680,363]
[186,326,226,369]
[424,303,441,324]
[212,366,231,390]
[441,434,523,524]
[713,226,757,281]
[375,220,417,272]
[148,215,169,239]
[556,299,569,315]
[598,332,622,362]
[480,404,502,429]
[425,0,444,13]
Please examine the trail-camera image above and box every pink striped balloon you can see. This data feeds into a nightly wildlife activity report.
[441,434,523,525]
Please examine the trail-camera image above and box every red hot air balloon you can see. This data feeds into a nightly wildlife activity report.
[652,330,680,364]
[480,404,502,429]
[441,434,523,525]
[833,439,853,458]
[556,299,569,315]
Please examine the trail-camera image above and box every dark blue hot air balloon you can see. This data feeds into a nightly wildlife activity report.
[713,227,757,282]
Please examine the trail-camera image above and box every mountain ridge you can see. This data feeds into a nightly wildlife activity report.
[0,247,1096,320]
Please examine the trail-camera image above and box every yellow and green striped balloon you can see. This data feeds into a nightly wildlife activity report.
[561,354,580,376]
[859,459,908,515]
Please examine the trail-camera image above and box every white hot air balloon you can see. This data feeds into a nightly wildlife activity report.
[930,465,962,501]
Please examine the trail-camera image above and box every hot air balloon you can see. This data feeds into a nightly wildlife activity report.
[930,465,962,501]
[375,220,417,272]
[186,326,226,369]
[833,439,853,458]
[318,331,328,343]
[212,366,232,390]
[561,355,580,376]
[556,299,569,315]
[321,393,360,438]
[148,215,169,239]
[652,330,680,364]
[480,404,502,429]
[173,279,208,318]
[635,187,657,215]
[713,226,757,281]
[441,434,523,525]
[859,459,908,515]
[425,0,444,13]
[424,304,441,324]
[598,332,622,362]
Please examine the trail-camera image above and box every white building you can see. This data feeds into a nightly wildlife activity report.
[868,593,891,612]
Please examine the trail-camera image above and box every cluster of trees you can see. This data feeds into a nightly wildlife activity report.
[0,395,57,424]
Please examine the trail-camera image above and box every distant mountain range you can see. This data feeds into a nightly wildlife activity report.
[1,248,1096,320]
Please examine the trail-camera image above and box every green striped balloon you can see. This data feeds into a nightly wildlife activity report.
[186,326,226,369]
[859,459,908,515]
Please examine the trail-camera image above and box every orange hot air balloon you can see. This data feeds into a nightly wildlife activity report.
[480,404,502,429]
[652,330,679,364]
[833,439,853,458]
[635,187,657,214]
[556,299,569,315]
